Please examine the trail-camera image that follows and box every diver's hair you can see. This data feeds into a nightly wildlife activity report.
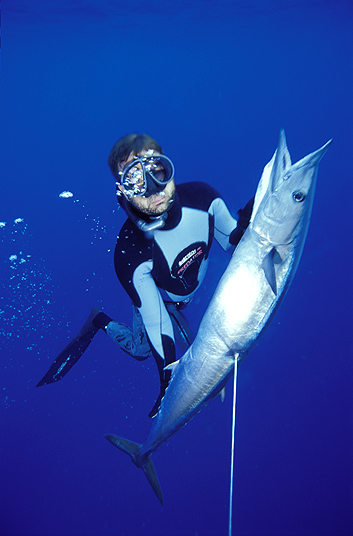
[107,133,163,180]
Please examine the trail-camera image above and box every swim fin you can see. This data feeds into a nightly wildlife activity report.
[36,307,101,387]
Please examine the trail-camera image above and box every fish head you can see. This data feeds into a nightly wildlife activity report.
[251,130,332,246]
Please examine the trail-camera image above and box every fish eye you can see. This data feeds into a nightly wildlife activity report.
[292,190,306,202]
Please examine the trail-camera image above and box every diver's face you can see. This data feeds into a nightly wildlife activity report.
[117,150,176,216]
[128,179,176,216]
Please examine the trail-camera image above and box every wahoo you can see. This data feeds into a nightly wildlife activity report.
[105,130,332,505]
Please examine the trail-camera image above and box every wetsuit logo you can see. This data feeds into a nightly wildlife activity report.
[171,242,207,289]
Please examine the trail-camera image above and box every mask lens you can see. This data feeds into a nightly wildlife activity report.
[119,153,174,198]
[145,155,174,185]
[120,160,146,197]
[153,168,167,182]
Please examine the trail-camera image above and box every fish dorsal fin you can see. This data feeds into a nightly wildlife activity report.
[250,129,292,223]
[270,129,292,193]
[262,248,277,295]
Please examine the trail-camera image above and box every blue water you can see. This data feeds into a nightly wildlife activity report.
[1,2,353,535]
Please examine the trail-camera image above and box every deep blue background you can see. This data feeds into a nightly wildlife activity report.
[1,2,352,535]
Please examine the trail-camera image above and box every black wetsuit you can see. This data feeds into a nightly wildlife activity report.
[114,182,243,380]
[35,181,252,411]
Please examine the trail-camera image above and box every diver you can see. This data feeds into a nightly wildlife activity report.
[37,133,254,418]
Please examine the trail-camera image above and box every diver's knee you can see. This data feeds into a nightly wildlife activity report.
[106,321,131,344]
[106,320,151,360]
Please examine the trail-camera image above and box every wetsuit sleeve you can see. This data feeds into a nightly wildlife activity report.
[132,260,175,364]
[114,227,175,369]
[177,182,239,251]
[208,197,239,251]
[209,195,255,251]
[229,197,255,247]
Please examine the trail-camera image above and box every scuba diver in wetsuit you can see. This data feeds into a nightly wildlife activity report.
[37,133,254,418]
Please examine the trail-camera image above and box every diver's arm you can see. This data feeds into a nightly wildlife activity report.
[210,196,254,251]
[114,226,176,367]
[132,260,175,365]
[114,226,177,418]
[209,197,238,251]
[229,196,254,247]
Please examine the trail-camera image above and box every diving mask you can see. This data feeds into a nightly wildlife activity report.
[117,149,175,199]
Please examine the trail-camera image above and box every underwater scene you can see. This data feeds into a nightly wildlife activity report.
[1,1,352,535]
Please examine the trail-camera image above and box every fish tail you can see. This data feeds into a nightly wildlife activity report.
[105,434,163,506]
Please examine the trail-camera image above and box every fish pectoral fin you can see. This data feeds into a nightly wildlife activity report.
[219,387,226,403]
[273,249,282,264]
[262,248,277,295]
[164,360,179,373]
[105,434,164,506]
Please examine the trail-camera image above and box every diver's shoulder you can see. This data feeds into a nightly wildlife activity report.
[114,219,152,280]
[116,218,149,252]
[176,182,222,211]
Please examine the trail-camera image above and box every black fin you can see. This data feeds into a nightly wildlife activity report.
[36,307,100,387]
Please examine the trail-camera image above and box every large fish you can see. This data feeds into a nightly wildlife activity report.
[106,130,332,505]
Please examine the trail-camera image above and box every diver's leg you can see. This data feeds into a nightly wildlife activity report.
[147,301,193,418]
[148,330,177,419]
[36,306,151,387]
[148,350,172,419]
[165,302,193,353]
[131,305,153,357]
[104,306,151,361]
[36,307,102,386]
